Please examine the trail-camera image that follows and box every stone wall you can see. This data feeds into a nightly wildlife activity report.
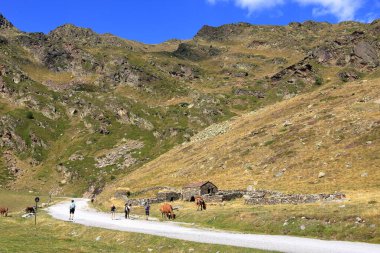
[116,187,345,206]
[244,189,346,205]
[203,190,244,202]
[182,188,201,201]
[126,191,181,206]
[126,197,166,206]
[114,186,178,199]
[156,191,182,201]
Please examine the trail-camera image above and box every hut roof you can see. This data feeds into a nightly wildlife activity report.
[183,181,214,188]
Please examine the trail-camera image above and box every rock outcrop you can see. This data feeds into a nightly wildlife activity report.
[0,14,14,29]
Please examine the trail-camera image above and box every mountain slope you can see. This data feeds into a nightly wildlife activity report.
[0,13,379,197]
[101,77,379,199]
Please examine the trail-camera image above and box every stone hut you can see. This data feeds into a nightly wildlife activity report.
[182,181,218,201]
[156,190,181,202]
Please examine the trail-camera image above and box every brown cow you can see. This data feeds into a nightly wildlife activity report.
[25,206,36,214]
[0,207,8,217]
[195,197,206,211]
[159,203,176,220]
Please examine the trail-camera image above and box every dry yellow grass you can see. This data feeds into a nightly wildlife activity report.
[21,64,73,85]
[100,78,380,201]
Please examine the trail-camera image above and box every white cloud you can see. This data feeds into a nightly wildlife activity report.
[207,0,285,12]
[207,0,224,4]
[295,0,364,21]
[207,0,364,21]
[358,12,379,23]
[235,0,285,13]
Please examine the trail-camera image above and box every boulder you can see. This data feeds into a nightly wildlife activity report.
[353,42,379,67]
[338,70,360,82]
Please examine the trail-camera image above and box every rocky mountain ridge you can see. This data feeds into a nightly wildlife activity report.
[0,13,379,197]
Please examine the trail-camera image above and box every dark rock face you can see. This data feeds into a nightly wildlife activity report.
[0,14,14,29]
[19,33,100,73]
[0,116,27,152]
[103,57,159,88]
[173,43,221,61]
[196,23,250,41]
[311,47,333,63]
[16,33,48,48]
[42,45,74,71]
[353,41,379,67]
[0,35,8,44]
[288,21,331,32]
[169,64,198,79]
[271,59,317,83]
[370,19,380,34]
[288,22,302,28]
[48,24,100,45]
[301,20,331,31]
[338,70,360,82]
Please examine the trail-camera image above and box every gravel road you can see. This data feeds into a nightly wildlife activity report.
[47,199,380,253]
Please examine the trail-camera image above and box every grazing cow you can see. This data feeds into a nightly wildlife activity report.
[159,203,176,220]
[25,206,36,214]
[0,207,8,217]
[195,197,206,211]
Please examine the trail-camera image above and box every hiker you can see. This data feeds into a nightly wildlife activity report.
[144,201,150,220]
[69,200,76,220]
[111,204,116,220]
[125,203,131,219]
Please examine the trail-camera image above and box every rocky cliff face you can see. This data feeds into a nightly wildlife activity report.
[0,13,379,196]
[0,14,14,29]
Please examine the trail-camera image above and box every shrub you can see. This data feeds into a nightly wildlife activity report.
[264,139,275,146]
[315,76,323,85]
[26,111,34,119]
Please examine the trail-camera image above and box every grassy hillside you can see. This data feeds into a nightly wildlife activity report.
[97,77,379,243]
[101,77,380,195]
[0,14,379,199]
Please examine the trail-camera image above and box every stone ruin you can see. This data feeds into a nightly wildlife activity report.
[114,184,346,206]
[243,189,346,205]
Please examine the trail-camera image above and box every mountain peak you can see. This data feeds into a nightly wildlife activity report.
[49,23,97,39]
[195,23,251,41]
[53,23,87,31]
[0,14,14,29]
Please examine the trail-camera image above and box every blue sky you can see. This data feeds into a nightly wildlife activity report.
[1,0,379,44]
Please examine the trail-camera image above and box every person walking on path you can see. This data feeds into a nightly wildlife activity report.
[69,200,76,220]
[144,201,150,220]
[125,203,131,219]
[111,204,116,220]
